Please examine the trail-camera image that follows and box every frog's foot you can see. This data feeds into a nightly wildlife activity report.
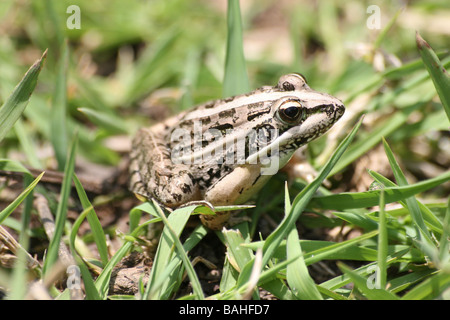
[200,210,252,230]
[178,200,215,211]
[178,201,251,230]
[199,209,231,231]
[178,200,228,230]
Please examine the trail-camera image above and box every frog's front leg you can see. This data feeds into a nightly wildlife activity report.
[129,126,200,207]
[199,164,265,230]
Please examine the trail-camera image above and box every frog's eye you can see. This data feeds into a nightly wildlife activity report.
[276,99,304,125]
[278,73,308,91]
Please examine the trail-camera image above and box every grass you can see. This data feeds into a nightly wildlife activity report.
[0,0,449,301]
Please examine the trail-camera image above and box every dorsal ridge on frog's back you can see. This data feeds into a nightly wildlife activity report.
[179,73,330,122]
[172,83,279,136]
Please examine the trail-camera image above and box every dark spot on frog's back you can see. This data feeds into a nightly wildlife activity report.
[223,96,235,103]
[181,183,192,194]
[210,123,234,132]
[247,109,271,121]
[218,108,236,119]
[207,167,222,180]
[178,119,194,129]
[246,102,270,121]
[173,193,182,202]
[202,116,212,125]
[204,102,216,109]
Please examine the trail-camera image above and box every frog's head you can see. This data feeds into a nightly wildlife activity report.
[171,73,344,175]
[247,73,345,171]
[272,73,345,148]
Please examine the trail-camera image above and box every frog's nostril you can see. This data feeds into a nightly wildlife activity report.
[336,104,345,117]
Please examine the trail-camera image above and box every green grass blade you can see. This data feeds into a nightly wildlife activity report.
[439,198,450,262]
[332,211,378,230]
[245,231,381,263]
[316,285,348,300]
[220,259,239,293]
[144,204,210,299]
[9,245,31,300]
[124,28,180,103]
[223,228,254,272]
[383,53,450,80]
[0,50,47,143]
[285,183,322,300]
[382,138,433,245]
[338,263,399,300]
[18,174,35,246]
[14,119,42,168]
[146,202,204,300]
[216,254,300,300]
[304,230,379,266]
[78,108,130,135]
[373,8,402,50]
[261,116,364,268]
[90,204,164,298]
[259,279,297,300]
[328,110,410,177]
[368,170,443,234]
[94,241,133,299]
[42,0,64,53]
[286,219,322,299]
[332,210,407,243]
[42,134,77,275]
[7,175,39,300]
[320,252,407,291]
[311,170,450,210]
[73,174,109,267]
[223,0,250,96]
[91,169,206,299]
[179,49,201,110]
[416,32,450,120]
[376,190,388,290]
[0,172,44,225]
[0,159,31,175]
[51,40,69,171]
[224,225,261,299]
[401,271,450,300]
[148,224,208,299]
[388,269,436,294]
[69,206,101,300]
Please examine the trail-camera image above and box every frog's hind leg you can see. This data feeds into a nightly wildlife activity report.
[129,152,152,201]
[129,127,200,207]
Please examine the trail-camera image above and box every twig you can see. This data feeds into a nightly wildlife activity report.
[0,226,40,270]
[34,193,83,300]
